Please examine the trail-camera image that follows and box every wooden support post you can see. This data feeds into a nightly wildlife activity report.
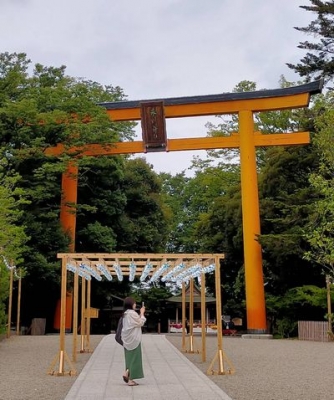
[16,272,22,335]
[59,259,67,374]
[207,256,235,375]
[7,266,14,338]
[201,272,206,362]
[72,272,79,362]
[215,256,223,373]
[182,282,186,351]
[47,258,76,375]
[189,278,194,352]
[239,110,266,333]
[186,278,199,354]
[80,277,87,352]
[86,278,91,352]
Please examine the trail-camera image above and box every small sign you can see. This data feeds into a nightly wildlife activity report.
[140,101,167,152]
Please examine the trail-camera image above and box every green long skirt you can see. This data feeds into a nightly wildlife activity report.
[124,343,144,380]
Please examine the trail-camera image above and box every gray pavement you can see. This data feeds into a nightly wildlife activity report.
[64,334,232,400]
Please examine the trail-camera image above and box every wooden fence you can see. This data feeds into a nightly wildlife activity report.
[298,321,331,342]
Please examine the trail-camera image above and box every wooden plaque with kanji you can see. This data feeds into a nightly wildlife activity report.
[140,100,167,152]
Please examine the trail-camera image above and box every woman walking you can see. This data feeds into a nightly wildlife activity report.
[121,297,146,386]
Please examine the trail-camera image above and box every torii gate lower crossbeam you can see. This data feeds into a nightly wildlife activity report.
[45,79,323,333]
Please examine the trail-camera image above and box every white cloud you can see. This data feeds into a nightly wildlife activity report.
[1,0,314,175]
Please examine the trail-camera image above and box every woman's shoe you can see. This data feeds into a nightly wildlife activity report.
[128,380,138,386]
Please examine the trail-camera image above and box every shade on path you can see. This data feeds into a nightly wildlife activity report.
[64,334,232,400]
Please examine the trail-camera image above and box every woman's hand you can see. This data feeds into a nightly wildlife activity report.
[140,306,145,316]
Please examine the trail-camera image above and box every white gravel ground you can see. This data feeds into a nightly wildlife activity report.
[166,334,334,400]
[0,334,104,400]
[0,333,333,400]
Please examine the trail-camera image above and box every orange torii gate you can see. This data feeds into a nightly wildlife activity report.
[45,79,323,333]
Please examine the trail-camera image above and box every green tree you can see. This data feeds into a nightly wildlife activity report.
[159,171,193,253]
[266,285,327,337]
[201,80,256,168]
[258,144,322,293]
[129,284,173,330]
[0,52,136,329]
[75,156,169,254]
[159,161,243,316]
[0,154,29,330]
[116,158,169,253]
[160,164,240,254]
[287,0,334,84]
[75,155,127,252]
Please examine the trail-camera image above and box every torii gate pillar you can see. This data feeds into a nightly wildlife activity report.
[239,110,266,331]
[60,161,78,253]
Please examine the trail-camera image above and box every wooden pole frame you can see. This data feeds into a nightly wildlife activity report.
[201,272,206,362]
[47,258,76,376]
[189,278,194,351]
[181,282,186,351]
[86,278,92,352]
[207,256,235,375]
[80,277,86,353]
[72,271,79,362]
[185,278,200,354]
[48,253,229,376]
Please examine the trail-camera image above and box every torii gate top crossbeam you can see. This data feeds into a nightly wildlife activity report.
[99,80,323,121]
[44,80,323,157]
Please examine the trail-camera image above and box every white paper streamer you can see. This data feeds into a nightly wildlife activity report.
[140,262,153,282]
[129,262,136,282]
[113,262,123,281]
[96,263,113,281]
[149,262,169,283]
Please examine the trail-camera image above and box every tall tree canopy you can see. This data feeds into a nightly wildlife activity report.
[287,0,334,84]
[304,91,334,278]
[0,158,29,329]
[0,52,169,331]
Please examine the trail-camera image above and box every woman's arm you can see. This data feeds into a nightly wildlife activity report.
[128,310,146,327]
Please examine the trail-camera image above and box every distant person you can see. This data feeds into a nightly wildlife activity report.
[185,319,190,334]
[121,297,146,386]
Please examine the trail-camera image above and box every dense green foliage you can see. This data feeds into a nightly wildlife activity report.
[0,52,169,332]
[0,159,28,329]
[304,92,334,276]
[287,0,334,84]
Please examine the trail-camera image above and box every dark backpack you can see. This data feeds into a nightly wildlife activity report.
[115,316,123,346]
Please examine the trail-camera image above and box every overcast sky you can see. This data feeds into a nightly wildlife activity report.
[1,0,313,175]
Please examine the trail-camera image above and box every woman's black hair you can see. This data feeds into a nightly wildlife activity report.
[123,297,136,311]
